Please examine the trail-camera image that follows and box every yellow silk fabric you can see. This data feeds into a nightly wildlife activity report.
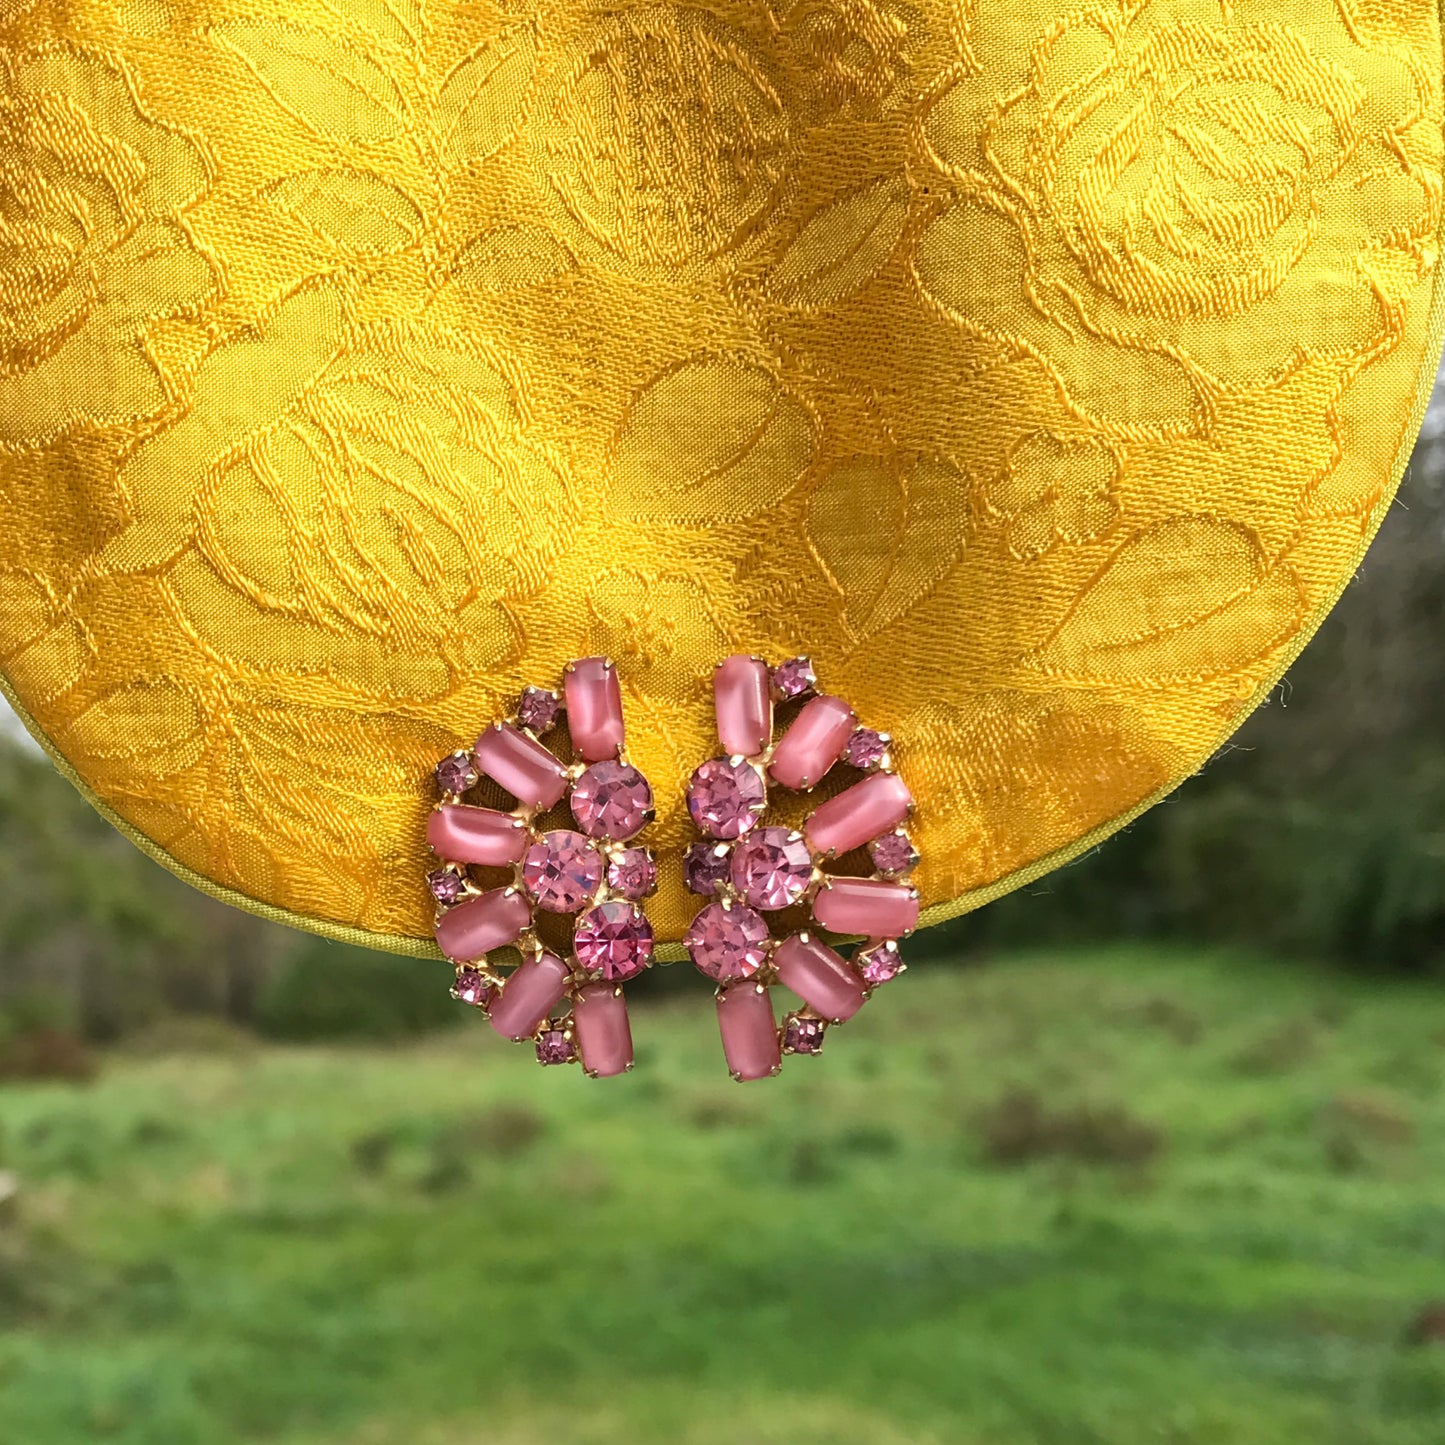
[0,0,1442,955]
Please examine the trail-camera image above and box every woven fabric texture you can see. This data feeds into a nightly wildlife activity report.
[0,0,1442,953]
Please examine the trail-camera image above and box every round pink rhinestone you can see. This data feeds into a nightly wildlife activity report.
[571,761,653,841]
[730,827,813,910]
[684,902,771,982]
[687,757,765,840]
[869,830,918,877]
[783,1013,827,1054]
[428,867,465,905]
[522,830,603,913]
[607,848,657,900]
[536,1027,575,1065]
[574,901,654,981]
[684,841,732,896]
[845,728,889,770]
[772,656,817,700]
[435,751,478,794]
[856,943,903,987]
[517,686,560,735]
[452,967,494,1008]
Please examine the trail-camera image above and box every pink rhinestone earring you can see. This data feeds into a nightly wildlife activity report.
[683,655,918,1080]
[426,659,657,1076]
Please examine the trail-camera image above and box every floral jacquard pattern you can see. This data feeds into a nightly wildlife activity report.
[0,47,215,443]
[544,10,791,265]
[986,434,1121,561]
[101,289,569,680]
[0,0,1440,954]
[916,1,1437,434]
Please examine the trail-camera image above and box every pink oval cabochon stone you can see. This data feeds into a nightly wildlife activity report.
[573,983,634,1077]
[427,804,527,867]
[714,655,772,758]
[716,982,781,1081]
[813,877,920,938]
[565,657,625,762]
[769,694,856,790]
[804,772,913,858]
[773,933,867,1022]
[435,887,530,961]
[474,723,569,811]
[488,952,572,1041]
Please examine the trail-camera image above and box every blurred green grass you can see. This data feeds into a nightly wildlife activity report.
[1,946,1443,1445]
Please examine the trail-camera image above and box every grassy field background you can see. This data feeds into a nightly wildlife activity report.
[1,945,1443,1445]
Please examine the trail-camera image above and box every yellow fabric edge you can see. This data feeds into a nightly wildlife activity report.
[917,273,1445,933]
[4,114,1444,968]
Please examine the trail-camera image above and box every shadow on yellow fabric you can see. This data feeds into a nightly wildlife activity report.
[0,0,1441,954]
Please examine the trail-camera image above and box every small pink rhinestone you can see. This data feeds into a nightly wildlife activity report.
[574,901,654,981]
[856,943,904,987]
[684,902,771,982]
[571,761,653,841]
[522,830,603,913]
[687,757,765,840]
[772,656,817,700]
[730,827,813,910]
[452,967,494,1008]
[517,687,560,735]
[428,867,465,905]
[607,848,657,900]
[783,1013,826,1054]
[684,841,732,896]
[536,1028,575,1065]
[435,751,478,794]
[845,728,890,770]
[869,831,918,877]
